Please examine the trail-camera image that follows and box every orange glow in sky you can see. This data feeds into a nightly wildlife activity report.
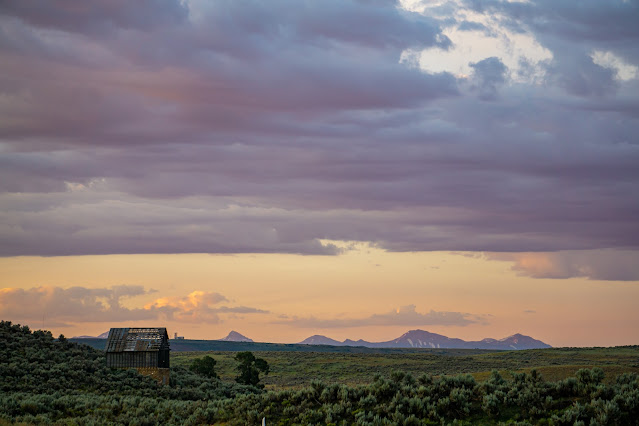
[2,245,637,347]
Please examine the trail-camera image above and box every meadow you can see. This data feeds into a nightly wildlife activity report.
[3,323,639,424]
[171,346,639,389]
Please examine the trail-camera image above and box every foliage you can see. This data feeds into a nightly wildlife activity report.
[189,355,219,379]
[2,321,639,425]
[234,351,269,388]
[169,344,639,389]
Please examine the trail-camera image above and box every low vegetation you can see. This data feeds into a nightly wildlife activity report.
[2,321,639,425]
[172,345,639,389]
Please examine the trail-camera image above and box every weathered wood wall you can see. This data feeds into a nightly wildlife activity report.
[106,351,157,368]
[137,367,170,385]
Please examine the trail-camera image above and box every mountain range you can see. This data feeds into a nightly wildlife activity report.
[299,330,550,350]
[71,329,550,350]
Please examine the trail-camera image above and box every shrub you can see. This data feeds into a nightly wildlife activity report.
[189,356,219,379]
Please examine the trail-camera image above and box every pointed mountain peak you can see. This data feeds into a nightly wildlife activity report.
[219,331,253,342]
[499,333,532,342]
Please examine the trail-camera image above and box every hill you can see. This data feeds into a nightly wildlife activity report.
[0,320,258,424]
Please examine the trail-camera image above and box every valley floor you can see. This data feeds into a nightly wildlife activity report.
[172,346,639,389]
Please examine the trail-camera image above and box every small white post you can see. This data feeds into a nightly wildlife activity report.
[262,417,266,426]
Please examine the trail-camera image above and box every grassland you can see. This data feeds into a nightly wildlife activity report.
[72,337,639,388]
[172,345,639,389]
[7,325,639,424]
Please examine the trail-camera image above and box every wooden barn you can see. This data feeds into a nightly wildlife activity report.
[106,327,170,384]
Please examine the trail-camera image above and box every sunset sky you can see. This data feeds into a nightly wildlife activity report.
[1,0,638,347]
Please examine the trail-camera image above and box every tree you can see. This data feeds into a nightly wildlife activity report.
[234,351,269,388]
[189,355,219,379]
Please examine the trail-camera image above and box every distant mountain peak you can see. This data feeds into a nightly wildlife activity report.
[219,331,253,342]
[496,333,550,349]
[389,329,464,349]
[299,335,343,346]
[501,333,525,339]
[397,329,445,339]
[72,331,109,339]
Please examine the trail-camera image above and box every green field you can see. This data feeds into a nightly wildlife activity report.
[73,337,639,389]
[173,346,639,389]
[7,325,639,424]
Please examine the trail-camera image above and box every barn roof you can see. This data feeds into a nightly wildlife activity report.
[106,327,169,352]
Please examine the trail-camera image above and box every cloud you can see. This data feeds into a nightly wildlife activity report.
[486,250,639,281]
[0,286,268,325]
[462,0,637,93]
[457,20,491,35]
[469,56,508,100]
[0,0,638,262]
[0,0,189,35]
[0,285,156,325]
[275,305,486,328]
[553,52,618,97]
[146,290,269,323]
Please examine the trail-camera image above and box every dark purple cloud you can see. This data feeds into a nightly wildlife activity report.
[0,0,189,35]
[469,56,507,99]
[486,250,639,281]
[0,0,638,273]
[465,0,639,45]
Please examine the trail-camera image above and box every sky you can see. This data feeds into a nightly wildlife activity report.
[1,0,638,347]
